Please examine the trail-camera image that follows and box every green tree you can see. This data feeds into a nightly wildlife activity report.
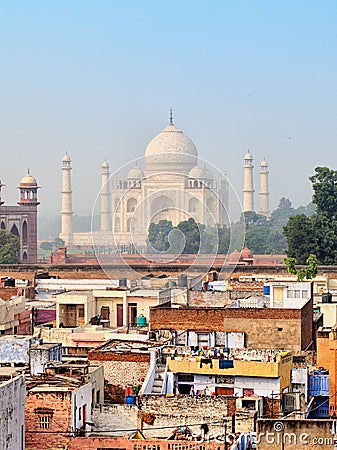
[40,241,53,251]
[284,167,337,265]
[177,218,201,253]
[217,226,231,254]
[0,230,20,264]
[270,197,295,229]
[284,254,318,281]
[294,202,316,217]
[241,211,268,229]
[310,167,337,219]
[147,220,174,252]
[283,214,317,263]
[53,237,65,250]
[245,227,287,254]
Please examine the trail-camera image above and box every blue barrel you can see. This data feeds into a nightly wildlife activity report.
[263,285,270,295]
[125,395,136,405]
[137,315,147,326]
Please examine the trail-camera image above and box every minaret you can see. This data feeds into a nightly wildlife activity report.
[100,159,111,231]
[0,180,5,206]
[60,152,73,245]
[18,170,40,262]
[259,158,270,218]
[243,150,254,212]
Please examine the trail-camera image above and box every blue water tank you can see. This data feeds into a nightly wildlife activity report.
[263,285,271,295]
[125,395,136,405]
[137,315,147,326]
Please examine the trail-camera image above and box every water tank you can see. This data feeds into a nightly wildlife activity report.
[263,285,271,295]
[177,274,188,287]
[125,395,136,405]
[119,278,127,287]
[4,277,15,287]
[137,315,147,327]
[322,293,332,303]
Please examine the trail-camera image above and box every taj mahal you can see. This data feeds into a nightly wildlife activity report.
[60,113,269,251]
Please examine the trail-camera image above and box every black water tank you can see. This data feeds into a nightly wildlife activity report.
[119,278,127,287]
[4,277,15,287]
[322,292,332,303]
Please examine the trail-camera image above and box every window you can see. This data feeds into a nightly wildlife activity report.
[177,373,194,382]
[39,415,50,429]
[242,399,257,410]
[243,388,254,396]
[287,290,294,299]
[35,407,53,429]
[302,290,309,298]
[294,290,301,298]
[101,306,110,320]
[127,198,137,213]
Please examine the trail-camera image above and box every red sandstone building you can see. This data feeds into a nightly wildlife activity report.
[0,171,40,262]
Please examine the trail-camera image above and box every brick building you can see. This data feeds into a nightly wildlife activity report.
[0,171,40,263]
[150,298,313,353]
[25,378,92,450]
[88,339,154,402]
[317,325,337,415]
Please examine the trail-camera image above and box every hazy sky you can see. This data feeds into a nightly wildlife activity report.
[1,0,337,221]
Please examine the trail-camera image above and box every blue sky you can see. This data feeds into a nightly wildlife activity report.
[1,0,337,220]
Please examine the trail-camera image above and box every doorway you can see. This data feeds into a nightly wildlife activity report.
[116,304,123,327]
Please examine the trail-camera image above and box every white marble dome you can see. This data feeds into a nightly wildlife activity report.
[63,153,71,162]
[128,166,144,179]
[145,122,198,174]
[203,167,213,180]
[20,171,37,185]
[189,165,205,179]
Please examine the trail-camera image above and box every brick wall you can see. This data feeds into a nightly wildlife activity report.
[70,437,225,450]
[90,359,150,386]
[301,297,314,349]
[188,291,234,307]
[2,263,337,283]
[257,419,334,449]
[139,395,236,438]
[263,397,281,418]
[88,351,150,402]
[25,390,72,450]
[150,305,312,352]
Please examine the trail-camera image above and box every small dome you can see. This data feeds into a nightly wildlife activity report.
[244,150,253,160]
[128,166,144,179]
[189,165,205,179]
[62,153,71,162]
[241,246,253,259]
[228,249,243,263]
[261,159,268,167]
[20,172,37,185]
[203,167,213,180]
[102,159,109,168]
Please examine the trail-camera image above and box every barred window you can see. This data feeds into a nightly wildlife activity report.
[39,415,50,429]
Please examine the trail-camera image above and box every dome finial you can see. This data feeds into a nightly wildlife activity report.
[169,108,173,124]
